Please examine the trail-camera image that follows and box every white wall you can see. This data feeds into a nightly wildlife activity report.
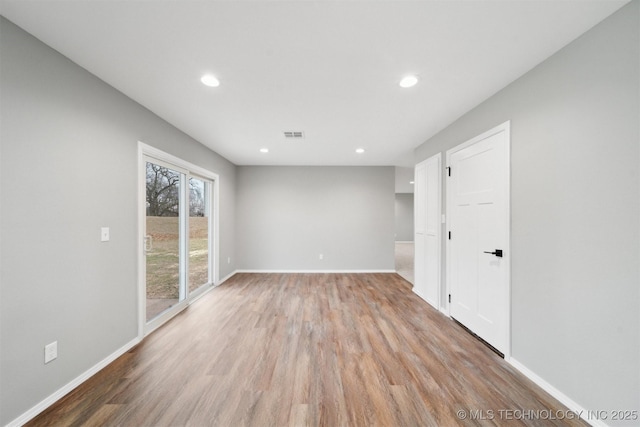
[415,2,639,422]
[2,2,638,424]
[236,166,395,271]
[395,166,415,193]
[0,17,237,425]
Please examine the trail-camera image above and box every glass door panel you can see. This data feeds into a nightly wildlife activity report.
[145,161,185,322]
[189,177,210,293]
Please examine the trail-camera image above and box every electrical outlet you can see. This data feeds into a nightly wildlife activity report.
[227,257,231,264]
[44,341,57,364]
[319,254,323,260]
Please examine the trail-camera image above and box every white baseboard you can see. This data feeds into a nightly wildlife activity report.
[216,270,238,285]
[411,286,425,299]
[411,288,440,311]
[235,269,396,274]
[7,337,140,427]
[508,358,608,427]
[395,241,414,243]
[8,271,241,426]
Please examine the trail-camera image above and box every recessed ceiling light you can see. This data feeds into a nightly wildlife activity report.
[201,74,220,87]
[399,75,418,88]
[355,148,365,154]
[259,148,269,153]
[410,181,415,184]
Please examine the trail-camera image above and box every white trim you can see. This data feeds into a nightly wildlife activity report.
[217,270,238,285]
[145,300,189,336]
[211,178,220,285]
[6,337,140,427]
[502,123,512,359]
[394,240,414,244]
[445,121,511,359]
[179,170,188,302]
[187,267,234,305]
[413,288,454,319]
[235,269,396,274]
[137,145,146,340]
[433,153,442,311]
[139,143,218,182]
[412,288,430,304]
[508,358,608,427]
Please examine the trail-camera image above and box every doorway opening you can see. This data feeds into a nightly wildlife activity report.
[394,167,415,284]
[395,240,414,284]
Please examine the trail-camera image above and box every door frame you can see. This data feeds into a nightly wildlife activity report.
[445,121,511,358]
[137,142,220,337]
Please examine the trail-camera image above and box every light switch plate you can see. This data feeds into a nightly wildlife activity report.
[101,227,110,242]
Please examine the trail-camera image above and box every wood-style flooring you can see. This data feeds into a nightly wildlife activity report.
[27,273,587,427]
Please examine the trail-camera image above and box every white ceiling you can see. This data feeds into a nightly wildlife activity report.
[0,1,627,166]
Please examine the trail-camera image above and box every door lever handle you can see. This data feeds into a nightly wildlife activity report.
[483,249,503,257]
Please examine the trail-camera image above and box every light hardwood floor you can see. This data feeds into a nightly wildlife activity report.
[27,273,586,426]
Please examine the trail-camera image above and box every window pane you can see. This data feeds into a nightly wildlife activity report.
[189,177,209,292]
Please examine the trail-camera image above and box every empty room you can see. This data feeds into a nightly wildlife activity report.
[1,1,638,426]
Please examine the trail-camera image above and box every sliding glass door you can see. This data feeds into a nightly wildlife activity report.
[141,149,216,332]
[145,161,186,322]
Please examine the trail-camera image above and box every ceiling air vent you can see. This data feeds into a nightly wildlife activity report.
[283,131,305,139]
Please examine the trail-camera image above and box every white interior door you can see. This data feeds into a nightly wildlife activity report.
[413,154,441,309]
[414,161,427,297]
[447,122,510,355]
